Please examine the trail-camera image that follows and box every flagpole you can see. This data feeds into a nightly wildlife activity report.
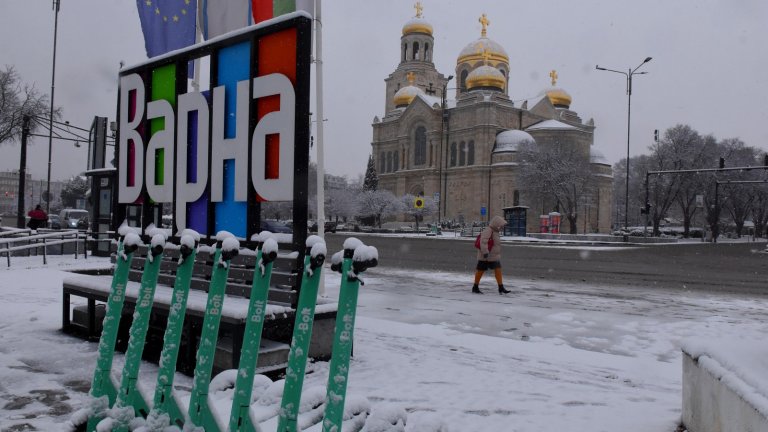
[314,0,326,296]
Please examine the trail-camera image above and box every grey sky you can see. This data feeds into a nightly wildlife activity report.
[1,0,767,182]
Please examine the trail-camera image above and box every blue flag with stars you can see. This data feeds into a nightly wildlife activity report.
[136,0,197,58]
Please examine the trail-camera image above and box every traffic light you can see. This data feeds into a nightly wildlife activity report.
[654,129,659,142]
[414,197,424,209]
[719,157,725,169]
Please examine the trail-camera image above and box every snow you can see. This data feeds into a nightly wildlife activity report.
[180,234,197,250]
[310,242,327,259]
[262,238,279,256]
[221,237,240,253]
[306,234,324,250]
[2,252,768,431]
[180,229,200,244]
[342,237,364,252]
[216,230,235,242]
[117,220,137,237]
[353,245,378,262]
[331,250,344,266]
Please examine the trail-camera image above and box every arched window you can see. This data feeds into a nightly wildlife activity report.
[424,43,430,61]
[386,152,393,173]
[402,43,407,62]
[412,42,419,60]
[414,126,427,165]
[379,152,385,173]
[393,151,399,171]
[459,141,466,166]
[467,141,475,165]
[450,142,457,167]
[513,190,520,206]
[460,69,469,91]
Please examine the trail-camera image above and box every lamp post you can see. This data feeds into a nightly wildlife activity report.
[596,57,652,233]
[439,75,454,226]
[46,0,61,214]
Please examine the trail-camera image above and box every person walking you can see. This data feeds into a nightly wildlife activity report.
[27,205,48,230]
[472,215,511,294]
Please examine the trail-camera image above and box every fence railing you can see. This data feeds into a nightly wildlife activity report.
[0,228,88,267]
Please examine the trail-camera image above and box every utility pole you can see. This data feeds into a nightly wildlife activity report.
[46,0,61,214]
[17,116,30,229]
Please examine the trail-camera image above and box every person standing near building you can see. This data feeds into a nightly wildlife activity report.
[472,215,511,294]
[27,205,47,230]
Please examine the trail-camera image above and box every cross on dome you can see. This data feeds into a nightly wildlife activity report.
[550,70,558,86]
[414,1,423,18]
[479,13,490,37]
[406,71,416,84]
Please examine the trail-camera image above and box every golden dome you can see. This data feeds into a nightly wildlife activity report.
[402,2,433,36]
[393,72,424,107]
[466,65,505,91]
[457,14,509,67]
[545,70,572,108]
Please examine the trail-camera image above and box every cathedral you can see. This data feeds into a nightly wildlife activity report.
[370,3,613,233]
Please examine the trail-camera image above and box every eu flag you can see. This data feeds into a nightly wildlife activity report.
[136,0,197,58]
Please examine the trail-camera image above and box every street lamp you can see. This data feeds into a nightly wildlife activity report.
[596,56,652,233]
[46,0,62,214]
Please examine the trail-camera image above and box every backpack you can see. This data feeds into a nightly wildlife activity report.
[474,233,494,250]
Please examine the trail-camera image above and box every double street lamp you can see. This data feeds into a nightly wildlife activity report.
[596,57,652,232]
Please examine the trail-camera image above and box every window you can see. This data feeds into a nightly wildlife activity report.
[414,126,427,165]
[459,141,466,166]
[386,152,393,173]
[468,141,475,165]
[450,142,457,167]
[380,152,385,173]
[424,43,430,61]
[413,42,419,60]
[394,151,399,171]
[460,69,468,91]
[513,190,520,206]
[402,43,407,62]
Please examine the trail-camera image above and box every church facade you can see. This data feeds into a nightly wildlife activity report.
[371,4,613,233]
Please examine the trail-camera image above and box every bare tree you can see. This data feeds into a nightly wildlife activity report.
[0,66,54,145]
[719,139,758,236]
[517,140,594,234]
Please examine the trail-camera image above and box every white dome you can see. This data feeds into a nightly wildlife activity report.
[494,130,535,152]
[590,148,608,164]
[458,37,509,65]
[393,85,424,107]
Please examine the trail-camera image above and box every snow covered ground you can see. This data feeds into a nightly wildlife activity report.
[1,251,767,431]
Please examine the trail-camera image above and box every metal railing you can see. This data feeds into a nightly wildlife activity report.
[0,228,88,267]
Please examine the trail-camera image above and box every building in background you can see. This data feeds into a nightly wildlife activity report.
[371,4,613,233]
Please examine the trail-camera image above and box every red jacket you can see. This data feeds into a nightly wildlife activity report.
[28,209,47,220]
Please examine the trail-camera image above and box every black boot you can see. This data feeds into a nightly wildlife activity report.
[498,284,511,294]
[472,284,483,294]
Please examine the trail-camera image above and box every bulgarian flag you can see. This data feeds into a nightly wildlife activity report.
[252,0,313,24]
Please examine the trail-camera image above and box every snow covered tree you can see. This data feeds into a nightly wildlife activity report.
[400,194,437,229]
[0,66,55,146]
[60,176,88,208]
[355,189,401,227]
[517,140,594,234]
[363,154,378,191]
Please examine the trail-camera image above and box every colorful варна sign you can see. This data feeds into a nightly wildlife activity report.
[115,12,312,246]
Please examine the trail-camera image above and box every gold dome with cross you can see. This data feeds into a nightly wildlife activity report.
[466,48,506,90]
[457,13,509,67]
[393,71,425,107]
[545,70,572,108]
[402,1,433,35]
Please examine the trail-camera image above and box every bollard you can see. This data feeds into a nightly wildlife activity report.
[228,232,279,432]
[277,236,327,432]
[322,240,378,432]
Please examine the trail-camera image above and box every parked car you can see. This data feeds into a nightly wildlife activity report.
[48,214,61,229]
[309,221,337,233]
[260,219,292,234]
[59,208,89,230]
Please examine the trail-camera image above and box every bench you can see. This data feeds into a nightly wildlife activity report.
[62,242,337,376]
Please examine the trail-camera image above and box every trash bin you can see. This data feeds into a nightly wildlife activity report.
[539,215,550,233]
[548,212,561,234]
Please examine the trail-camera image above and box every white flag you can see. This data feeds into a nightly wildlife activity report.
[200,0,253,40]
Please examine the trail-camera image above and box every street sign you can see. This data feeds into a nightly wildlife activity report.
[480,206,486,216]
[414,197,424,209]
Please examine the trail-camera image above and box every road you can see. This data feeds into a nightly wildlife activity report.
[322,234,768,295]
